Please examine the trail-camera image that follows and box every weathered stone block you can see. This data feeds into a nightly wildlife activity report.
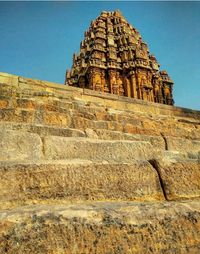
[93,120,109,130]
[162,150,187,161]
[166,136,200,158]
[0,72,18,87]
[16,98,37,110]
[156,160,200,200]
[43,112,71,126]
[43,136,160,161]
[0,129,42,161]
[21,109,35,123]
[123,123,139,134]
[94,129,165,149]
[0,122,86,138]
[0,100,8,109]
[84,128,99,139]
[0,200,200,254]
[0,160,164,209]
[117,114,142,126]
[107,120,123,132]
[71,116,93,129]
[95,111,108,121]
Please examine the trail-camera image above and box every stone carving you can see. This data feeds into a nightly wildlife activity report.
[66,10,174,105]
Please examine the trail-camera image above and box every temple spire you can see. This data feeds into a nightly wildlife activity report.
[66,10,174,105]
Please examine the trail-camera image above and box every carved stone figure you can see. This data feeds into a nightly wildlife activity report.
[124,76,131,97]
[79,77,85,88]
[116,73,124,96]
[66,10,174,105]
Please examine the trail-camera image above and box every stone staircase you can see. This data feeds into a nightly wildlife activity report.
[0,72,200,253]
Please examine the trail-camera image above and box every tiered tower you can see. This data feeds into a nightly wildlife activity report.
[66,10,174,105]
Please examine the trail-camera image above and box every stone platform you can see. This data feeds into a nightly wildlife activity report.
[0,72,200,253]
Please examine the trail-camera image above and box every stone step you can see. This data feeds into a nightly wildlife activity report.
[0,122,165,150]
[0,129,161,162]
[152,159,200,201]
[0,160,164,209]
[1,95,200,139]
[0,200,200,253]
[43,136,160,162]
[165,136,200,159]
[162,150,188,161]
[2,126,199,164]
[0,107,72,127]
[85,128,165,149]
[0,106,158,136]
[1,157,199,209]
[0,121,86,138]
[1,121,200,160]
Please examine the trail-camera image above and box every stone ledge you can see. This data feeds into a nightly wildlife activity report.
[43,136,160,161]
[155,160,200,201]
[0,160,164,209]
[166,136,200,156]
[0,200,200,254]
[1,72,200,118]
[0,122,86,138]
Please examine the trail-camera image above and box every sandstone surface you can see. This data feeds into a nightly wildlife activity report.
[1,201,200,254]
[156,160,200,200]
[0,72,200,253]
[43,137,160,161]
[0,129,42,162]
[0,160,164,210]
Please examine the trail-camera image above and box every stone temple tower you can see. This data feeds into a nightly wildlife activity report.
[65,10,174,105]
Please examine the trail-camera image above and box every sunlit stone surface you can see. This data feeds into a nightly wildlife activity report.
[0,71,199,253]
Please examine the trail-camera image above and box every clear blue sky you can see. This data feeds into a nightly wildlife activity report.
[0,1,199,110]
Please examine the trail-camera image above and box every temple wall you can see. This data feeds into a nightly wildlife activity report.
[0,72,198,117]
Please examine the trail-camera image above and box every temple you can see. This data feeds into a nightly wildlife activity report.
[65,10,174,105]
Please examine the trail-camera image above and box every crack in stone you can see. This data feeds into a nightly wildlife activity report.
[148,159,168,201]
[160,132,168,150]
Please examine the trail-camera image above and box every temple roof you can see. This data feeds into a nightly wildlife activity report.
[66,10,174,106]
[67,10,173,85]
